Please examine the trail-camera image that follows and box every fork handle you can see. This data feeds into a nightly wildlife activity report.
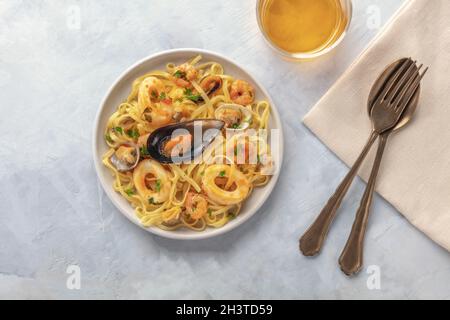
[339,133,389,276]
[299,131,378,256]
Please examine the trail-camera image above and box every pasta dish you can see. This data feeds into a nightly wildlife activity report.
[102,55,273,231]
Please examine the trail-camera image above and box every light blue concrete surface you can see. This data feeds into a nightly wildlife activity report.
[0,0,449,299]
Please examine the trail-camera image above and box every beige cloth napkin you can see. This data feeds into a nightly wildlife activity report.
[303,0,450,251]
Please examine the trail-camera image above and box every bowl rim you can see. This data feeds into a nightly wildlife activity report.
[92,48,284,240]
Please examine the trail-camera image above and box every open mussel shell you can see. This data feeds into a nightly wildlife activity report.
[110,143,140,172]
[201,75,222,96]
[197,76,223,103]
[147,119,225,164]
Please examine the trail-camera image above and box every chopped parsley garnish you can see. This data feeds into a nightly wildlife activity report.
[125,189,134,196]
[257,154,261,164]
[219,170,226,177]
[155,179,162,192]
[174,70,185,78]
[187,94,201,102]
[228,213,236,220]
[184,88,201,102]
[126,129,139,139]
[151,90,158,98]
[207,209,213,217]
[149,197,155,205]
[159,92,166,100]
[114,127,123,134]
[140,146,150,156]
[105,134,114,143]
[231,123,240,129]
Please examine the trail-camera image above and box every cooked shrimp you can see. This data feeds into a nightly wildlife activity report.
[145,76,165,100]
[150,106,174,128]
[177,63,198,80]
[185,192,208,220]
[200,75,222,96]
[230,80,255,105]
[133,159,172,204]
[174,78,190,88]
[138,76,166,110]
[172,63,198,87]
[163,134,192,157]
[202,165,250,205]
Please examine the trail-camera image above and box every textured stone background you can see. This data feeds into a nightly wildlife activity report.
[0,0,449,299]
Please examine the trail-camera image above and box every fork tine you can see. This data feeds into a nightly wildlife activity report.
[374,58,412,105]
[386,60,418,104]
[393,67,428,114]
[392,64,424,110]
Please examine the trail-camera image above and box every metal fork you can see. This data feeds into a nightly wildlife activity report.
[300,58,421,256]
[339,62,428,275]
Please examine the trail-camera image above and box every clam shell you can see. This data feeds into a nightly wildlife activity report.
[214,104,252,131]
[110,144,140,172]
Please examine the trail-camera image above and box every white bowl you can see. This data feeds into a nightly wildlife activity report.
[93,48,284,240]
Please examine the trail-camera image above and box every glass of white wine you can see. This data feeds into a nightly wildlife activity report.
[257,0,353,59]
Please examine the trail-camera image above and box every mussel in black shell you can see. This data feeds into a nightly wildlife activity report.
[146,119,225,164]
[200,75,223,97]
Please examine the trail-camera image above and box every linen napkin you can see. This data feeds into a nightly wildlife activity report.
[303,0,450,251]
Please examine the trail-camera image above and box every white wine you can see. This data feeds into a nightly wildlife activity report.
[259,0,348,54]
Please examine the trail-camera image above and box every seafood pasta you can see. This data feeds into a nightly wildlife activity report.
[102,55,273,231]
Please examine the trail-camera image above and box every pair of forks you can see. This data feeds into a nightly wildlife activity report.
[300,58,429,275]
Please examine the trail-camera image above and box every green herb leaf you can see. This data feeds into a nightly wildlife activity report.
[232,123,240,129]
[149,197,155,205]
[219,170,226,177]
[257,154,261,164]
[125,189,134,196]
[187,94,201,102]
[140,146,150,156]
[174,70,185,78]
[105,134,114,143]
[155,179,161,192]
[184,88,201,102]
[228,213,236,220]
[126,129,139,139]
[159,92,166,100]
[207,209,212,217]
[114,127,123,134]
[151,90,158,98]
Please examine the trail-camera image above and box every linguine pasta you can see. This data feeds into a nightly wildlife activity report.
[102,55,273,231]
